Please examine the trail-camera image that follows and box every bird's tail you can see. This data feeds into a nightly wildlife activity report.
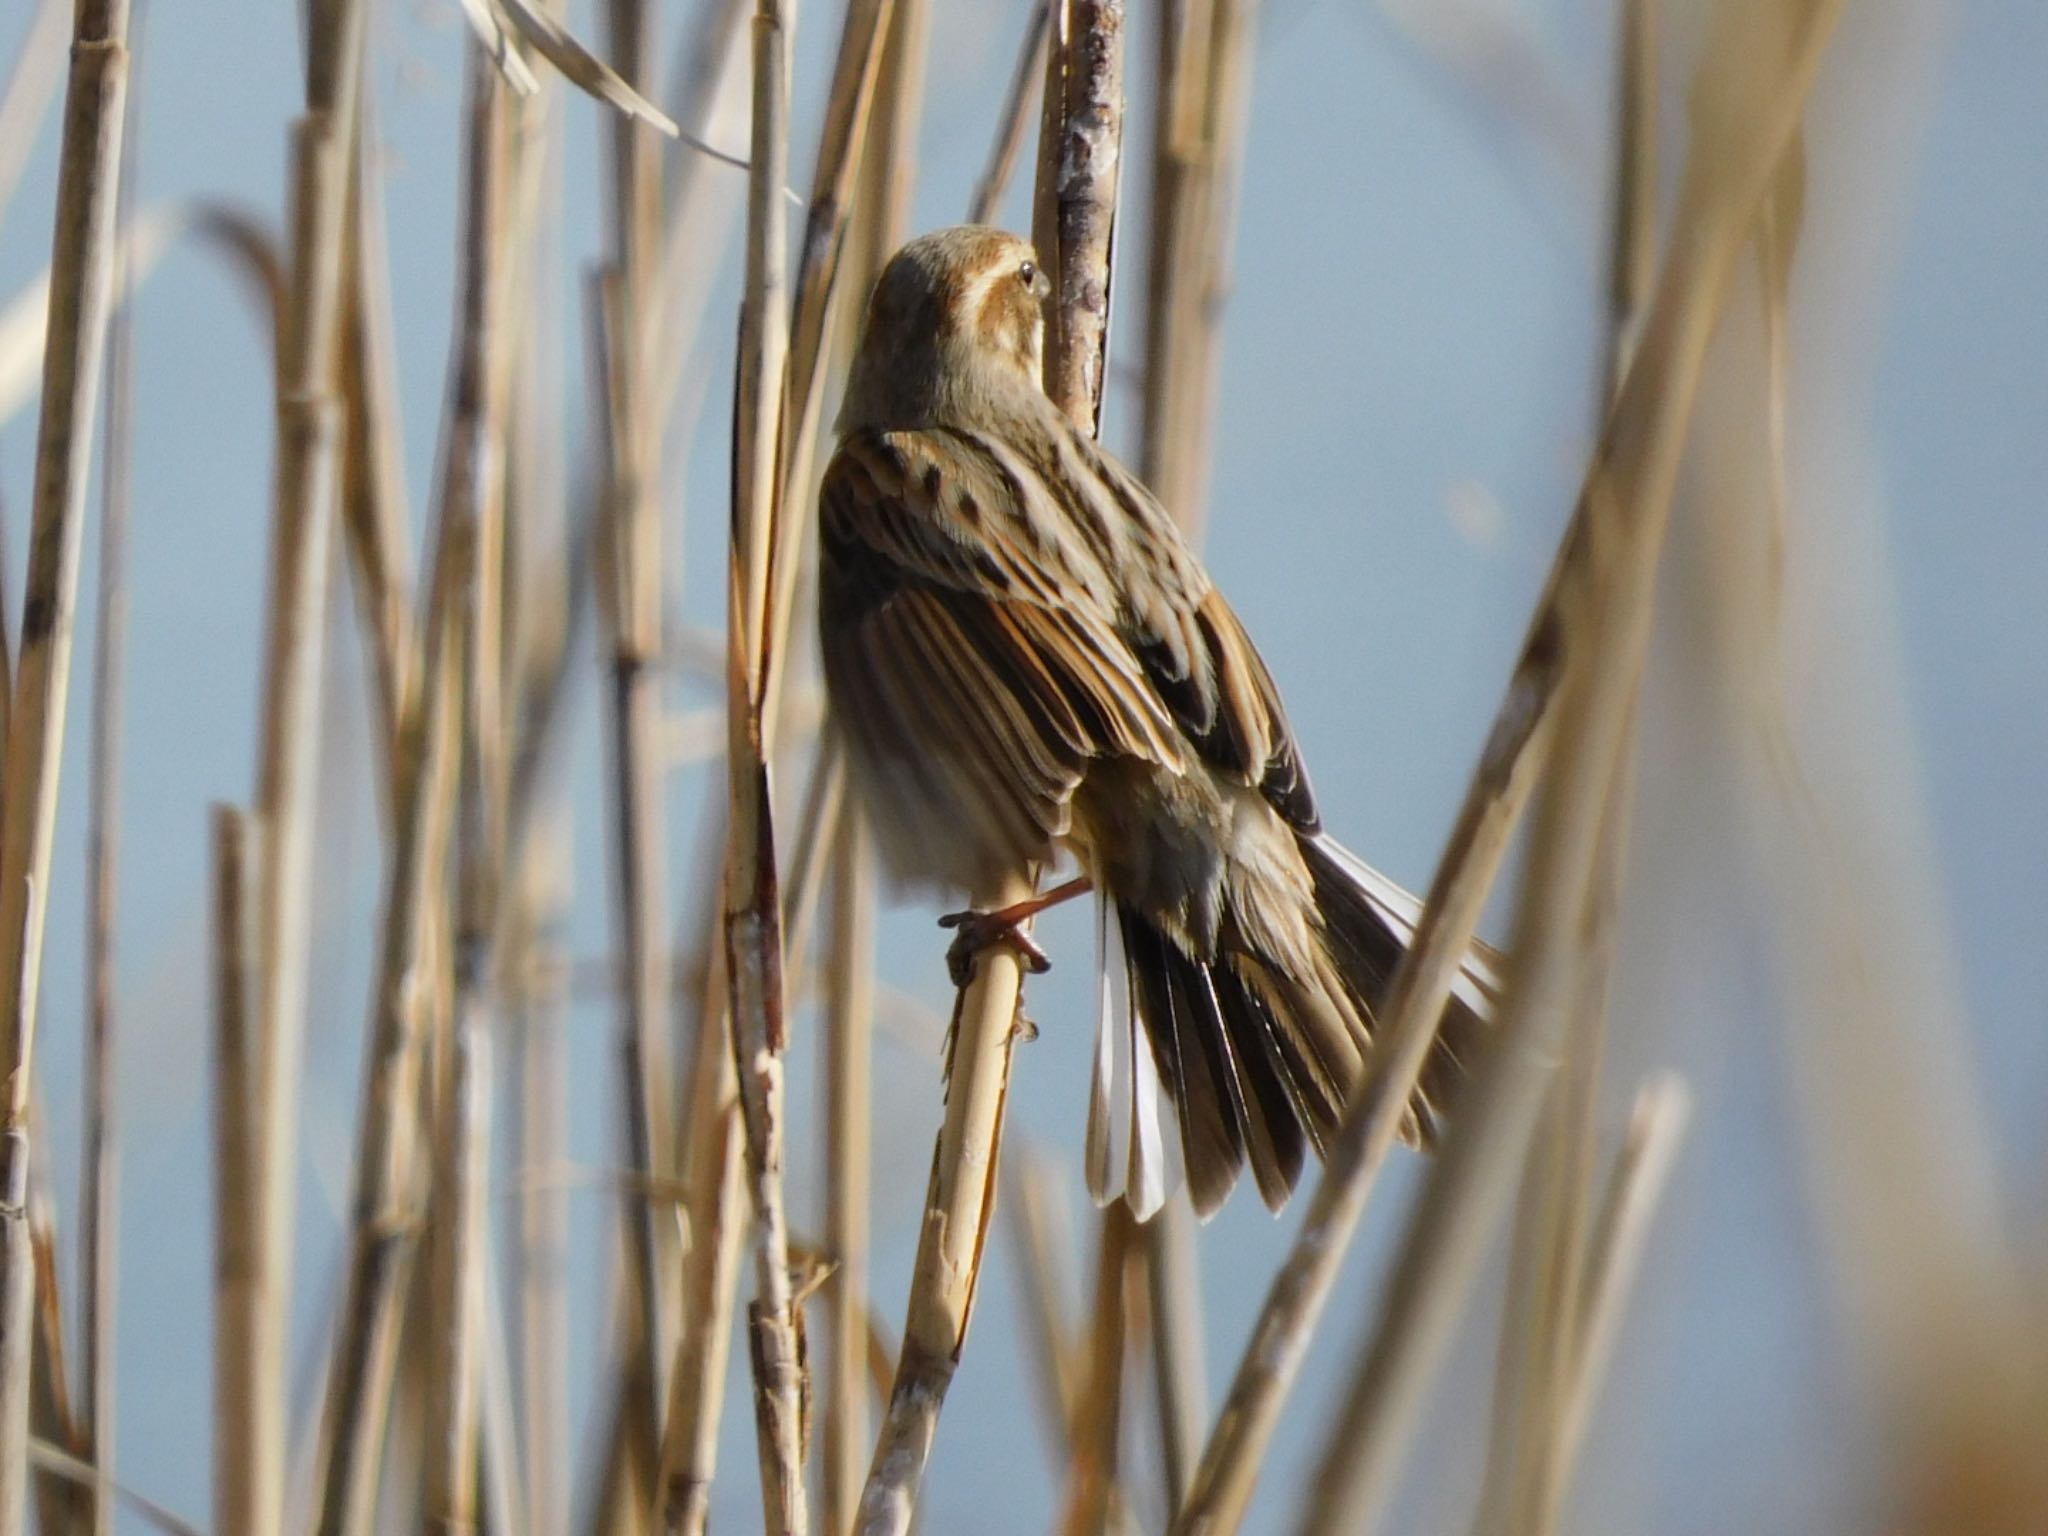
[1086,834,1498,1220]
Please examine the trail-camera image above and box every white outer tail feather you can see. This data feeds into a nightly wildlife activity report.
[1084,841,1499,1221]
[1086,896,1175,1219]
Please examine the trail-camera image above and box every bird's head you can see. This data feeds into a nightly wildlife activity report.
[839,225,1053,432]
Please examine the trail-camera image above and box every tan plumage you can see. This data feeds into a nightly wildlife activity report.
[820,225,1495,1217]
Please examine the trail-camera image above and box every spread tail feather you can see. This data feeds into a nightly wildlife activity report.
[1088,837,1499,1219]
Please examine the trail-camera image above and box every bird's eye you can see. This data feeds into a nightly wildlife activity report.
[1017,260,1037,288]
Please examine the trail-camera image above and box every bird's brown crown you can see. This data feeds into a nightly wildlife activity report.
[839,225,1054,432]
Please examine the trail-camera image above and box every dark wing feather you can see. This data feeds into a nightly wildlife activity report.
[819,428,1192,886]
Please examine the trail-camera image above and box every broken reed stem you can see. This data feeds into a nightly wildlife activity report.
[79,36,144,1528]
[1138,0,1253,532]
[857,9,1127,1524]
[221,2,372,1529]
[211,810,262,1536]
[597,0,683,1441]
[339,103,418,781]
[0,0,133,1523]
[1176,4,1845,1525]
[823,811,877,1534]
[1289,12,1847,1532]
[970,0,1053,226]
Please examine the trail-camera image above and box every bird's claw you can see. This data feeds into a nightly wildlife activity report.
[939,907,1053,987]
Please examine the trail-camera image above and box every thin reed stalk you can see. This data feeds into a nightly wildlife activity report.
[424,1009,491,1533]
[1137,0,1252,532]
[228,0,370,1526]
[0,0,68,237]
[1003,1153,1081,1460]
[0,0,134,1523]
[1141,1195,1203,1518]
[338,101,417,777]
[653,938,749,1535]
[598,0,681,1432]
[78,23,144,1526]
[857,10,1126,1522]
[724,3,808,1528]
[212,810,263,1536]
[25,1159,81,1536]
[1056,1204,1132,1536]
[310,461,466,1536]
[823,814,876,1534]
[970,1,1053,227]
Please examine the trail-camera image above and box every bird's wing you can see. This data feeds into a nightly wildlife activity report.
[1071,445,1321,831]
[819,427,1191,866]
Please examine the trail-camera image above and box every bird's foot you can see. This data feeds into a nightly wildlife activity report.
[938,905,1053,988]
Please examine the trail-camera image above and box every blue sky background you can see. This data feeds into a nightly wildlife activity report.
[0,0,2042,1530]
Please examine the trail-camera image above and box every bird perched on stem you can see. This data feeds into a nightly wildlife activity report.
[818,225,1496,1219]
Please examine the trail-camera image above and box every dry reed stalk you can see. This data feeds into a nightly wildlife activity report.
[25,1147,82,1536]
[511,825,572,1535]
[724,4,809,1529]
[1136,0,1251,532]
[1003,1153,1082,1459]
[75,35,142,1528]
[970,1,1053,227]
[1551,1075,1689,1478]
[211,809,264,1536]
[0,0,67,236]
[221,2,372,1529]
[338,104,418,777]
[856,10,1126,1524]
[1470,14,1661,1525]
[653,939,750,1536]
[1140,1194,1203,1517]
[597,0,681,1423]
[28,1437,203,1536]
[310,517,466,1536]
[1174,5,1846,1526]
[423,43,522,1532]
[762,0,906,728]
[0,0,133,1523]
[822,809,877,1536]
[1056,1204,1133,1536]
[424,1008,491,1533]
[1285,11,1847,1532]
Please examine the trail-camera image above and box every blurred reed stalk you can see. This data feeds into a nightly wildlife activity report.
[0,0,133,1524]
[1471,8,1664,1530]
[1138,0,1254,534]
[76,9,143,1525]
[1292,7,1847,1532]
[1171,2,1844,1527]
[598,0,682,1444]
[858,7,1125,1528]
[231,0,370,1523]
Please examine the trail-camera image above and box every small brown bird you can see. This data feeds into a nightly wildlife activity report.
[819,226,1495,1218]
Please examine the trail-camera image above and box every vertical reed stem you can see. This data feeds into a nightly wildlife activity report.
[0,0,133,1523]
